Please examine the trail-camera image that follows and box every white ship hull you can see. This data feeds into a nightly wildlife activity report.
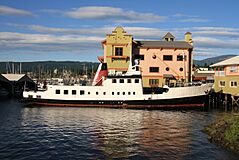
[23,79,212,108]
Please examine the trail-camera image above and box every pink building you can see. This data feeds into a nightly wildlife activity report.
[134,32,193,87]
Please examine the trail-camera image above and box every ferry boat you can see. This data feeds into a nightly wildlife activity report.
[22,62,213,109]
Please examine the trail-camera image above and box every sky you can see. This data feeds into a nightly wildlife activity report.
[0,0,239,62]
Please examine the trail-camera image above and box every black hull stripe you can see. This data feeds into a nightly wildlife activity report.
[22,95,207,109]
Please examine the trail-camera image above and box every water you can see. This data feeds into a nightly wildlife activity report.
[0,99,238,160]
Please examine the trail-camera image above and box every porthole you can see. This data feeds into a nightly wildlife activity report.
[166,67,170,71]
[179,67,183,72]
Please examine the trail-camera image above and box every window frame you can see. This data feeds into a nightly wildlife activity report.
[149,79,159,86]
[230,81,238,87]
[72,90,77,95]
[115,47,123,56]
[230,66,238,73]
[80,90,85,95]
[64,90,68,95]
[112,79,117,83]
[219,80,226,87]
[177,55,184,61]
[149,67,159,73]
[163,55,173,61]
[127,79,131,83]
[119,79,124,83]
[55,89,60,94]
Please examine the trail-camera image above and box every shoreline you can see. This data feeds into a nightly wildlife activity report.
[203,113,239,153]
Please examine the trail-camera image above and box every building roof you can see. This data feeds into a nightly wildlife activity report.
[210,55,239,67]
[137,41,193,49]
[1,74,25,81]
[162,32,175,39]
[185,32,192,35]
[0,74,10,83]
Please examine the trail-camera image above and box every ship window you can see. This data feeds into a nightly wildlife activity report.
[163,55,173,61]
[80,90,85,95]
[36,95,41,99]
[112,92,114,95]
[123,92,125,95]
[115,47,123,56]
[112,79,117,83]
[133,92,136,95]
[149,67,159,73]
[179,67,183,72]
[103,92,106,95]
[96,92,99,95]
[72,90,76,95]
[56,90,60,94]
[28,95,33,98]
[135,79,139,83]
[127,79,131,83]
[166,67,170,71]
[88,92,90,95]
[117,92,120,95]
[230,81,237,87]
[128,92,131,95]
[120,79,124,83]
[64,90,68,95]
[219,81,225,87]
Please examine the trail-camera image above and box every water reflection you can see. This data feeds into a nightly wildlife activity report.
[0,101,238,160]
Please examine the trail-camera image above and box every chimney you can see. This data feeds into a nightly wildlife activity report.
[185,32,193,45]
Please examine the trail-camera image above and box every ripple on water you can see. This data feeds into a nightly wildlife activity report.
[0,101,238,160]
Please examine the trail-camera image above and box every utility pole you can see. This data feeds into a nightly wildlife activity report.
[20,62,22,74]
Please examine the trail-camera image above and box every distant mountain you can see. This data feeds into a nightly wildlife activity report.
[0,54,237,75]
[193,54,237,67]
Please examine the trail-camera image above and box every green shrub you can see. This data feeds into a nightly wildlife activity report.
[225,117,239,143]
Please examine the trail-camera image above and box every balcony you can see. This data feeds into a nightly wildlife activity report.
[215,71,225,76]
[107,56,130,62]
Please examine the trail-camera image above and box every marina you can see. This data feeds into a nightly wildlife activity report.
[21,27,213,109]
[0,1,239,159]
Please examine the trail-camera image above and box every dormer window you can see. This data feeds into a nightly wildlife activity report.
[163,32,175,41]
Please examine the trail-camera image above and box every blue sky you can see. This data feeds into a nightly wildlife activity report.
[0,0,239,62]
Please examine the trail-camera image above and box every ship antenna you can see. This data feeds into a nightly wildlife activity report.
[127,42,133,73]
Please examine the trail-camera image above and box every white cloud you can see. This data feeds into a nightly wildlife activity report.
[178,18,209,23]
[64,6,166,23]
[193,36,239,49]
[3,24,239,60]
[192,27,239,37]
[0,32,103,53]
[0,5,33,16]
[171,13,209,23]
[6,23,168,39]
